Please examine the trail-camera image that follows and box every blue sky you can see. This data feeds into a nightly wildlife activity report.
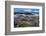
[14,8,39,13]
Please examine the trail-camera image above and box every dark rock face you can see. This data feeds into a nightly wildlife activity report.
[14,14,39,27]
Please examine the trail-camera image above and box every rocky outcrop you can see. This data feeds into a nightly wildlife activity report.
[14,14,39,26]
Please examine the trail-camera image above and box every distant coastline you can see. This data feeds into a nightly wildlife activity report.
[14,12,39,15]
